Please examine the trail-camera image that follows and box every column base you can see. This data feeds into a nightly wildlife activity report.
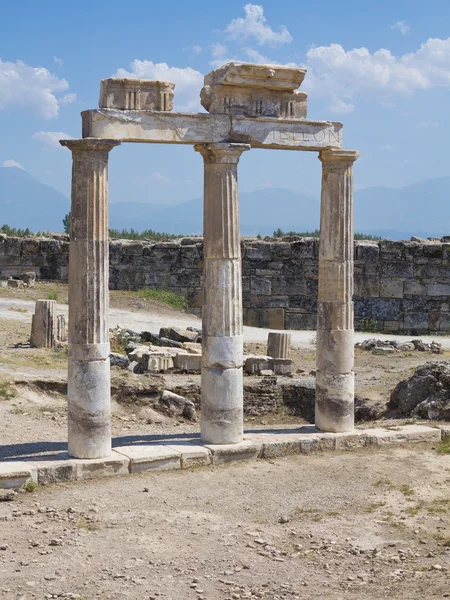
[68,358,111,459]
[201,367,243,444]
[315,370,354,433]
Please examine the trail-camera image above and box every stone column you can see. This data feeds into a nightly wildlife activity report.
[194,142,250,444]
[316,149,359,433]
[31,300,56,348]
[60,138,120,458]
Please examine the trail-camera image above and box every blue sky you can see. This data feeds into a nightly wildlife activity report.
[1,0,450,207]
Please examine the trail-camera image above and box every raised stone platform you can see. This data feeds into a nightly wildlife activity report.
[0,424,442,489]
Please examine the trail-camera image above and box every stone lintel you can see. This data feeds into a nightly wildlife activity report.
[81,109,343,151]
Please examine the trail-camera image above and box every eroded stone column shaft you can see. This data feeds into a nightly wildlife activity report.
[60,138,120,458]
[194,142,250,444]
[316,149,359,433]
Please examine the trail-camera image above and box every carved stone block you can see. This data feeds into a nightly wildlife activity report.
[99,78,175,111]
[201,62,307,119]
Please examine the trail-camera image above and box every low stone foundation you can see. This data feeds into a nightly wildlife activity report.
[1,234,450,334]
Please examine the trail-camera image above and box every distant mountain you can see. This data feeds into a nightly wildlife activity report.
[109,188,319,237]
[1,165,450,240]
[0,167,69,232]
[354,176,450,239]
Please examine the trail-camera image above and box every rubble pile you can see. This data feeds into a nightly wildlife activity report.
[356,338,443,355]
[109,326,294,376]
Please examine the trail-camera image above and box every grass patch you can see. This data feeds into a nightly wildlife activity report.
[373,477,393,488]
[0,381,16,400]
[398,484,415,497]
[75,517,98,532]
[443,540,450,548]
[436,439,450,455]
[365,502,386,513]
[47,290,59,301]
[25,478,37,493]
[135,287,188,311]
[403,502,424,516]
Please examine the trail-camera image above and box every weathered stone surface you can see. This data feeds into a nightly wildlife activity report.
[99,78,174,111]
[201,62,307,119]
[389,361,450,420]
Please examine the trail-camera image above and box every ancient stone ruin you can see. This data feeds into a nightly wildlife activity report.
[60,62,359,459]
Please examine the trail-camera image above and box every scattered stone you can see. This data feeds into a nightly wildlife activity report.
[110,352,130,368]
[158,390,197,421]
[0,490,16,502]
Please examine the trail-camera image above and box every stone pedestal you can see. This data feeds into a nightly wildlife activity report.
[31,300,56,348]
[316,149,359,433]
[267,332,291,359]
[60,138,121,458]
[194,142,250,444]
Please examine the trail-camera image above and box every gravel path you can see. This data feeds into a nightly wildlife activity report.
[1,298,449,350]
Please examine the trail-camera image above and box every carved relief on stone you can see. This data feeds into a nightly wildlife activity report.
[200,62,308,119]
[99,78,175,111]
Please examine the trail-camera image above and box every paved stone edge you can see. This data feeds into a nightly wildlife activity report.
[0,425,444,489]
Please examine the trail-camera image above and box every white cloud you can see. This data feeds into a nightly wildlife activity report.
[60,93,76,105]
[188,45,202,54]
[243,47,272,64]
[32,131,73,149]
[416,120,439,128]
[382,144,396,151]
[115,60,204,111]
[1,159,24,169]
[390,21,410,35]
[151,172,171,184]
[327,96,355,114]
[53,56,63,66]
[0,59,74,119]
[225,3,292,46]
[304,37,450,113]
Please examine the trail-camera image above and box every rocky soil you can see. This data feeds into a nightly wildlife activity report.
[1,447,450,599]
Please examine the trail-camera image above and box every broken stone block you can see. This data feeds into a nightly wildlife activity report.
[19,272,36,287]
[173,353,202,372]
[272,358,294,375]
[182,342,202,354]
[200,62,307,119]
[110,352,130,369]
[244,355,271,375]
[159,327,198,343]
[99,78,175,111]
[158,390,197,421]
[145,354,174,373]
[260,369,275,377]
[7,278,25,288]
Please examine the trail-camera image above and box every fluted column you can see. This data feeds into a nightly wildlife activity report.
[194,142,250,444]
[316,149,359,433]
[60,138,120,458]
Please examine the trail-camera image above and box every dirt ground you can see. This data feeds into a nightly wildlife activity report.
[1,447,449,599]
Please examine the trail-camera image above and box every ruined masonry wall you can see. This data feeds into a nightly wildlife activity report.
[1,234,449,335]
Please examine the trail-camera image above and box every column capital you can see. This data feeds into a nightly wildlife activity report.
[60,138,121,154]
[194,142,250,165]
[319,148,359,165]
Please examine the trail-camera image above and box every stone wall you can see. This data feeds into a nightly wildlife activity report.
[1,234,450,335]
